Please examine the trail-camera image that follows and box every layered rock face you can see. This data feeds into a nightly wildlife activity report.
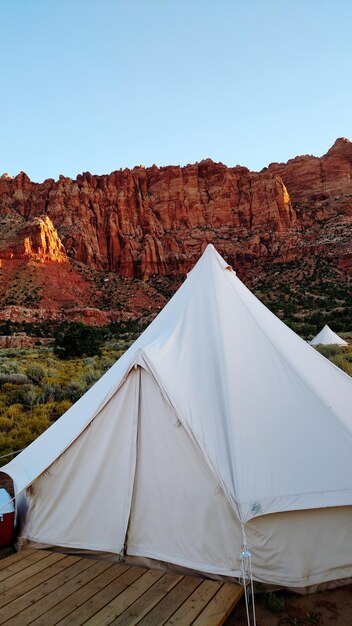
[0,162,296,278]
[0,334,53,348]
[0,215,67,262]
[0,138,351,323]
[267,138,352,205]
[266,138,352,273]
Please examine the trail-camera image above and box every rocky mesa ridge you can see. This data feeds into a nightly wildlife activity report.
[0,137,351,325]
[0,161,296,278]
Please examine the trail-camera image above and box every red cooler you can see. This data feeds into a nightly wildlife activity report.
[0,488,15,547]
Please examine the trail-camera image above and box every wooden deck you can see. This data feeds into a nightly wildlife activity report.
[0,549,244,625]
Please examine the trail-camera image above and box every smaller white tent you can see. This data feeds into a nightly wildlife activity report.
[310,324,348,346]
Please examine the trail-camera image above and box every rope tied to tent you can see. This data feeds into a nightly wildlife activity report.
[0,448,24,460]
[240,523,257,626]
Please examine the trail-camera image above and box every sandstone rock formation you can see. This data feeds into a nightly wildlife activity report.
[0,138,351,324]
[266,137,352,273]
[267,138,352,205]
[0,334,53,349]
[0,163,297,278]
[0,215,67,263]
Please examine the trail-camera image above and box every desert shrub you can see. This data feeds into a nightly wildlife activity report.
[0,416,13,433]
[316,345,348,359]
[330,355,352,376]
[106,340,124,351]
[3,403,23,420]
[298,324,317,339]
[108,318,147,339]
[313,344,352,376]
[0,373,29,385]
[80,367,102,386]
[0,361,20,375]
[50,399,73,421]
[261,592,285,614]
[8,385,40,409]
[40,383,64,403]
[25,364,46,383]
[27,406,52,428]
[0,348,27,358]
[101,355,117,371]
[0,403,52,460]
[65,381,87,402]
[0,320,15,335]
[83,357,97,367]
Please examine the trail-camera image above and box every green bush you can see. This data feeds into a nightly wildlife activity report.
[261,592,285,614]
[54,323,105,359]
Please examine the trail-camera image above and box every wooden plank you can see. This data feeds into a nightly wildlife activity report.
[54,566,147,626]
[0,555,82,622]
[0,552,244,626]
[163,579,222,626]
[0,548,37,572]
[110,572,184,626]
[84,569,165,626]
[30,562,124,626]
[192,582,244,626]
[137,575,203,626]
[0,549,52,581]
[5,558,110,626]
[30,563,129,626]
[0,551,66,593]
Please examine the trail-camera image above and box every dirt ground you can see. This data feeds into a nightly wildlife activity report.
[227,585,352,625]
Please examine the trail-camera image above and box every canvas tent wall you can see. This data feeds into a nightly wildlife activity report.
[3,244,352,590]
[310,324,348,346]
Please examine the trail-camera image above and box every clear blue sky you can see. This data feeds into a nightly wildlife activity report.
[1,0,351,182]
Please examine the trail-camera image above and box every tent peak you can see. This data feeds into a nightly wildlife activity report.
[310,324,348,346]
[201,243,234,273]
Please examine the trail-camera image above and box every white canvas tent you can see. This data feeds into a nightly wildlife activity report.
[310,324,348,346]
[3,244,352,590]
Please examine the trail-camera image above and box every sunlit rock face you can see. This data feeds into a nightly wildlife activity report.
[0,138,351,323]
[0,216,68,263]
[266,137,352,274]
[0,162,296,278]
[267,138,352,205]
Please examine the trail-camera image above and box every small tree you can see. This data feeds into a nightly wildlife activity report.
[54,323,105,359]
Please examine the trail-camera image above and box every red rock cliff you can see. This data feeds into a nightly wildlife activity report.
[267,138,352,205]
[266,138,352,272]
[0,162,296,278]
[0,138,351,324]
[0,215,67,263]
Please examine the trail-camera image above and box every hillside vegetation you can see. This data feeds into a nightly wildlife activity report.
[0,329,351,463]
[0,339,131,460]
